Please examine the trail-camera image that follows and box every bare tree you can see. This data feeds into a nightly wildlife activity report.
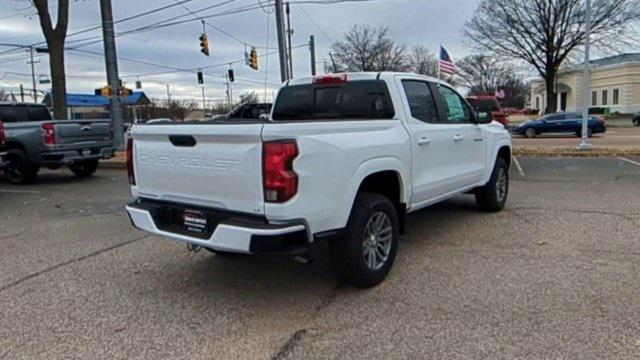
[331,25,407,72]
[239,92,260,105]
[457,55,529,108]
[31,0,69,119]
[408,46,438,76]
[147,100,198,121]
[456,55,512,94]
[465,0,640,114]
[0,90,12,102]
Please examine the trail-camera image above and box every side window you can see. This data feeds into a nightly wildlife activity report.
[435,85,472,124]
[402,80,438,123]
[547,114,565,121]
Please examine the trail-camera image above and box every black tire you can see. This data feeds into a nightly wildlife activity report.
[633,118,639,126]
[3,149,39,185]
[69,159,99,178]
[524,128,536,138]
[329,192,399,288]
[475,157,509,212]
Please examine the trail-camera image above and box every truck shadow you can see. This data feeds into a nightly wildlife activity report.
[145,196,488,299]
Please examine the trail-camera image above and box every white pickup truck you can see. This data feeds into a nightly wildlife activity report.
[126,72,512,287]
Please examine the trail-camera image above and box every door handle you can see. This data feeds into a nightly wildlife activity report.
[453,134,464,143]
[417,137,432,146]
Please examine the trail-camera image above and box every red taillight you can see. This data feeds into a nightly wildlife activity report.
[313,73,348,85]
[0,121,6,146]
[42,122,55,145]
[263,140,298,203]
[126,137,135,185]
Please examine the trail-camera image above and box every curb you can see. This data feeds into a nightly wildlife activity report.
[513,147,640,158]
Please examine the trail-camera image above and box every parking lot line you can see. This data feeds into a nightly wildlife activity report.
[512,156,525,176]
[0,188,41,194]
[618,157,640,167]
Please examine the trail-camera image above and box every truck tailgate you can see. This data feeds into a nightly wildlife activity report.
[131,123,265,215]
[55,120,112,144]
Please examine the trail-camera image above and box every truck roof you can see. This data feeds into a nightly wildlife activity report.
[286,71,449,87]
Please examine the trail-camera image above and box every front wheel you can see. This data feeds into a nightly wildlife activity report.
[69,159,99,178]
[329,192,399,288]
[633,118,639,127]
[475,157,509,212]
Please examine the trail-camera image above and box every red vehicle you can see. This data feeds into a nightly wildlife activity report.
[466,96,509,127]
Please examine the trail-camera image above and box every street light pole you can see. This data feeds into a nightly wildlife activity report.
[579,0,592,150]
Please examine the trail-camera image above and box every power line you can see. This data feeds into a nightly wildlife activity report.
[63,2,273,51]
[173,0,274,50]
[298,6,333,44]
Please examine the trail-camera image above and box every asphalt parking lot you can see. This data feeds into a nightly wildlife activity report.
[1,157,640,359]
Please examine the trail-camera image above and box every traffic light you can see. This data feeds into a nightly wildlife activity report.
[228,69,235,82]
[249,47,259,70]
[199,33,210,56]
[197,71,204,84]
[98,86,112,97]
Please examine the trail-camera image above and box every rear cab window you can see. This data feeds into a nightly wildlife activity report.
[0,105,52,123]
[272,80,395,121]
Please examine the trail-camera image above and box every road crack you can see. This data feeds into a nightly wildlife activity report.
[0,234,150,293]
[270,329,308,360]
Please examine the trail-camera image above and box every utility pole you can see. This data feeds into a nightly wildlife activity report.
[285,2,293,79]
[166,84,171,103]
[99,0,124,150]
[309,35,316,76]
[329,52,338,73]
[274,0,289,82]
[27,47,39,103]
[19,84,25,102]
[579,0,592,150]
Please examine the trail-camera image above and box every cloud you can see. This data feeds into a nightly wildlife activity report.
[0,0,480,100]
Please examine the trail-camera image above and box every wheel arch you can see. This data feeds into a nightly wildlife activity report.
[348,158,409,234]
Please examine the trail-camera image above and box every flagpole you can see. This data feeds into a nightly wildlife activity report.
[437,43,441,80]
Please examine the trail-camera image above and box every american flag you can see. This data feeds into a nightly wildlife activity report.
[439,46,456,77]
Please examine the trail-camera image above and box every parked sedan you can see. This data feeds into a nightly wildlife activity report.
[512,112,607,138]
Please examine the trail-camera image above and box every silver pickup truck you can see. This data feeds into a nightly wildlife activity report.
[0,103,115,184]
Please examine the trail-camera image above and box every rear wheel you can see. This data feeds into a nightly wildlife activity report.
[475,157,509,212]
[576,127,593,138]
[524,128,536,138]
[330,192,399,288]
[633,118,639,126]
[69,159,99,178]
[4,149,38,185]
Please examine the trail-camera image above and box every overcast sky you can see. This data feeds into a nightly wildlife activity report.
[0,0,481,103]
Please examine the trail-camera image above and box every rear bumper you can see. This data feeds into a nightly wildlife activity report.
[126,200,308,255]
[41,146,116,166]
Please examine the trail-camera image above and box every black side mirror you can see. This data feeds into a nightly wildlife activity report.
[475,111,492,124]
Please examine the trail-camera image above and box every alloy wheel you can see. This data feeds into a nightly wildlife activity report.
[362,211,393,270]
